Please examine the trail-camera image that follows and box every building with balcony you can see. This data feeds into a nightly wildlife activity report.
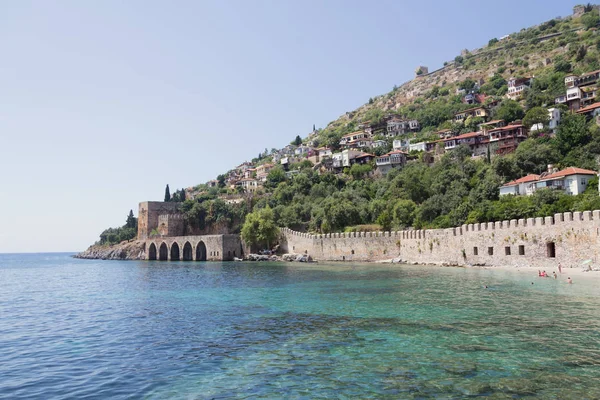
[507,77,533,100]
[499,174,541,196]
[376,150,407,175]
[534,167,597,195]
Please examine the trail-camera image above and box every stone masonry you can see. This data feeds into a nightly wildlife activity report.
[281,210,600,269]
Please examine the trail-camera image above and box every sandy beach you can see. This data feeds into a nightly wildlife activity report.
[469,264,600,282]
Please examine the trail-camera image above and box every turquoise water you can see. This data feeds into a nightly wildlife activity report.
[1,254,600,399]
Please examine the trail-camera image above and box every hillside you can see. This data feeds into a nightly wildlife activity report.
[91,5,600,249]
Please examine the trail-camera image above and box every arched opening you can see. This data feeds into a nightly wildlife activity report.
[159,243,168,261]
[148,243,157,260]
[183,242,193,261]
[196,241,207,261]
[171,242,180,261]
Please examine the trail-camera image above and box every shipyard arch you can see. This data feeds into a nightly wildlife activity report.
[159,243,168,261]
[196,241,207,261]
[171,242,180,261]
[148,243,157,260]
[182,242,193,261]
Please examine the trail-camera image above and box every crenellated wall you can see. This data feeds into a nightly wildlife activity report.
[281,210,600,269]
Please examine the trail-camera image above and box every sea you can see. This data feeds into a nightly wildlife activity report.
[1,253,600,399]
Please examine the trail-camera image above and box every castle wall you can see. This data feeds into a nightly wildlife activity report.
[138,202,182,240]
[145,234,243,261]
[281,210,600,269]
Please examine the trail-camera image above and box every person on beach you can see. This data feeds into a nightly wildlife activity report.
[558,263,562,274]
[553,272,557,279]
[542,270,548,277]
[538,270,542,277]
[567,277,573,284]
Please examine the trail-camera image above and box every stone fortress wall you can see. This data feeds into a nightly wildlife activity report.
[138,201,243,262]
[281,211,600,269]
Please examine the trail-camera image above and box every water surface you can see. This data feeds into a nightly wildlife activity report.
[1,254,599,398]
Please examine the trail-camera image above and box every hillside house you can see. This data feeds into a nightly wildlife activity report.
[409,142,427,152]
[294,145,313,156]
[454,107,488,122]
[237,178,261,192]
[488,123,528,155]
[376,150,407,175]
[344,138,373,150]
[339,131,370,147]
[478,119,505,132]
[393,138,410,152]
[575,102,600,119]
[316,147,333,158]
[371,139,387,148]
[436,129,454,139]
[507,77,532,101]
[535,167,597,195]
[499,174,540,196]
[354,153,376,165]
[530,108,561,133]
[255,163,274,181]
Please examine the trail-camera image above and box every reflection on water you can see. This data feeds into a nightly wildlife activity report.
[1,255,600,398]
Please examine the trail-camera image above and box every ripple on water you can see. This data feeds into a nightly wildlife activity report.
[2,257,600,398]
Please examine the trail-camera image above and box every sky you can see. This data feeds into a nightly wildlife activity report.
[0,0,584,253]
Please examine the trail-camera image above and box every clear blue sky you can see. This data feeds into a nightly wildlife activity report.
[0,0,583,253]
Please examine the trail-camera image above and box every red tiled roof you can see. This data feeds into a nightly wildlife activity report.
[342,131,366,138]
[355,153,375,158]
[382,150,408,156]
[455,106,486,115]
[502,174,540,187]
[576,102,600,114]
[539,167,598,181]
[450,131,482,140]
[479,119,504,126]
[489,124,524,132]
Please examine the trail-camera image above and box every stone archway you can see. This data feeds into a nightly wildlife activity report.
[182,242,193,261]
[148,243,157,260]
[159,243,168,261]
[171,242,180,261]
[195,241,207,261]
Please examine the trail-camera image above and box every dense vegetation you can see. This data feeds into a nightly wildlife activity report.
[93,7,600,249]
[97,210,138,245]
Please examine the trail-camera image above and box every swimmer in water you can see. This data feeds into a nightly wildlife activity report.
[553,272,557,279]
[568,277,573,284]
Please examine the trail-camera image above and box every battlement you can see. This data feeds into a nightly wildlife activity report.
[280,210,600,267]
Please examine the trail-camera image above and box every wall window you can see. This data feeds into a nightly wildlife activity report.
[519,245,525,256]
[581,179,587,185]
[473,247,478,256]
[505,246,511,256]
[488,247,494,255]
[547,242,556,258]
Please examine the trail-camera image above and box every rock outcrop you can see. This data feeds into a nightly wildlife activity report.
[74,241,146,260]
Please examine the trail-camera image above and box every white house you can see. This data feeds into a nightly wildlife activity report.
[371,139,387,148]
[409,142,427,152]
[535,167,597,195]
[316,147,332,158]
[530,107,561,133]
[499,174,540,196]
[393,138,410,151]
[294,145,313,156]
[376,150,407,175]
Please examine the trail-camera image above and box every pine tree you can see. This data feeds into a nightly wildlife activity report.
[180,188,186,201]
[126,210,136,228]
[164,184,171,202]
[312,124,316,131]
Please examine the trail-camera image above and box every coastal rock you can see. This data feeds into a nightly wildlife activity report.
[282,253,314,263]
[74,241,146,260]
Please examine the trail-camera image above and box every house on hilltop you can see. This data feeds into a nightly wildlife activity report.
[507,77,533,101]
[500,167,598,196]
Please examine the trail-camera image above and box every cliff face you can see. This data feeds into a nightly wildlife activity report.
[75,241,146,260]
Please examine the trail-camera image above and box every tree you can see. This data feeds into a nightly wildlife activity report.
[241,206,279,250]
[265,166,286,189]
[164,184,171,202]
[523,107,550,130]
[368,97,374,104]
[312,124,316,131]
[488,38,499,46]
[582,10,600,30]
[459,78,476,91]
[556,112,589,154]
[217,175,226,188]
[554,58,572,73]
[126,210,136,229]
[493,100,525,123]
[293,135,302,146]
[180,188,186,201]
